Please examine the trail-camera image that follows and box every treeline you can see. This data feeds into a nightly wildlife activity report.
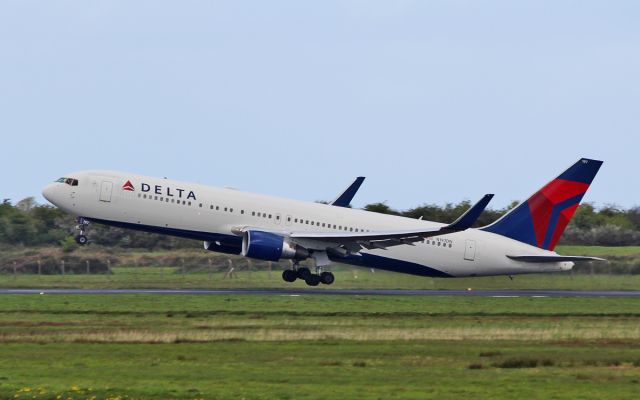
[0,197,638,250]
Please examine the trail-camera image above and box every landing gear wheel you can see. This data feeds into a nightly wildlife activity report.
[75,235,88,245]
[282,269,297,282]
[74,217,90,245]
[297,267,311,280]
[320,271,335,285]
[304,274,321,287]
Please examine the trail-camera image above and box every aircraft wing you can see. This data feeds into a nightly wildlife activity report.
[330,177,365,207]
[291,194,494,251]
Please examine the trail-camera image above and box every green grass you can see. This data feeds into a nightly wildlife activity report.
[555,245,640,257]
[1,266,640,290]
[1,295,640,399]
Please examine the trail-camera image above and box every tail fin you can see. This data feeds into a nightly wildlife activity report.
[482,158,603,250]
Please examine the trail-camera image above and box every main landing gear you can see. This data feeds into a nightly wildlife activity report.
[74,217,90,245]
[282,263,335,286]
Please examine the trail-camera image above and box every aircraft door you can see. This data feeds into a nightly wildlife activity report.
[99,181,113,202]
[464,240,476,261]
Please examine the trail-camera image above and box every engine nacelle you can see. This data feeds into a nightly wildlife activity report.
[241,230,309,261]
[203,240,241,255]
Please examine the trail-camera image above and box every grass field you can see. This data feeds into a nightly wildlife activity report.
[1,266,640,291]
[0,294,639,399]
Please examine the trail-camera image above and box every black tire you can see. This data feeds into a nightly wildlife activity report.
[305,274,321,286]
[282,269,297,282]
[75,235,88,245]
[320,271,335,285]
[297,267,311,280]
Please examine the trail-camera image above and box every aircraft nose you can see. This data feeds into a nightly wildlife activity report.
[42,183,58,205]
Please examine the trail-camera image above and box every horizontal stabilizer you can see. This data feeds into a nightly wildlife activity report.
[507,255,606,263]
[330,177,365,208]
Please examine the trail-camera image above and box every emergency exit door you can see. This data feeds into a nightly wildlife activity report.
[464,240,476,261]
[99,181,113,202]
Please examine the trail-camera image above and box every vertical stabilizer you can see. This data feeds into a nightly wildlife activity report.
[482,158,603,250]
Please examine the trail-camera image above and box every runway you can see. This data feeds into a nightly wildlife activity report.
[1,288,640,297]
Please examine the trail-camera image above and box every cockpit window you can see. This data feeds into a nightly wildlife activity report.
[55,177,78,186]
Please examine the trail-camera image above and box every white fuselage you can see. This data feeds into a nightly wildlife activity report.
[42,170,572,277]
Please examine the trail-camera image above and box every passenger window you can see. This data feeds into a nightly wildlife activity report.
[311,221,314,225]
[268,214,272,219]
[216,206,219,210]
[241,210,244,214]
[199,203,202,208]
[230,208,233,213]
[210,205,213,210]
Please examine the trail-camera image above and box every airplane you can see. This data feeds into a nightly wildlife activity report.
[42,158,605,286]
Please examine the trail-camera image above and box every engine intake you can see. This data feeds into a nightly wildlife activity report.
[241,230,309,261]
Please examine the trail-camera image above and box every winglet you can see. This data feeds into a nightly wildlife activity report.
[445,194,494,231]
[330,177,365,207]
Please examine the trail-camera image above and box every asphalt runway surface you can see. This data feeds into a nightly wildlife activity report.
[1,288,640,297]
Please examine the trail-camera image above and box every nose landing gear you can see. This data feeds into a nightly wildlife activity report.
[74,217,90,245]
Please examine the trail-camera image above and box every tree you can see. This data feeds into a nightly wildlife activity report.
[363,202,400,216]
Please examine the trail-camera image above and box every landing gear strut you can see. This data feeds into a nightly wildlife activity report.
[74,217,90,245]
[282,262,335,286]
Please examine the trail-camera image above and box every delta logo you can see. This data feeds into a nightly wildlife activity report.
[122,179,196,199]
[122,180,135,191]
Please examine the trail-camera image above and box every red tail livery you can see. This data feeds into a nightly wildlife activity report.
[482,158,603,250]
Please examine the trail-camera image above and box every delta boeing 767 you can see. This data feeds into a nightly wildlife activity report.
[42,158,604,286]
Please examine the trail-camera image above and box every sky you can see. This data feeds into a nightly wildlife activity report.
[1,1,638,211]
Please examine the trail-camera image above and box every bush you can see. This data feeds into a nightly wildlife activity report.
[59,236,78,253]
[494,358,538,369]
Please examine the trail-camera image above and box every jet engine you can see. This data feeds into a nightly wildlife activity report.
[241,230,309,262]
